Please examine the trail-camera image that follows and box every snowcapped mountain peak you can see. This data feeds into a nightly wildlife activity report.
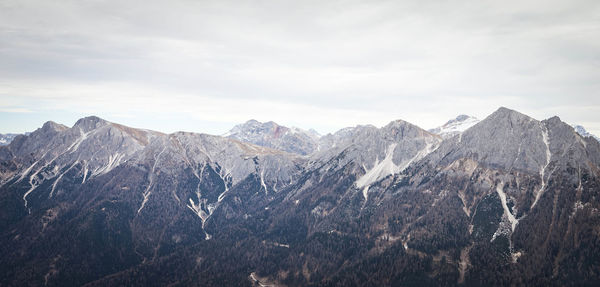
[572,124,600,142]
[429,114,480,138]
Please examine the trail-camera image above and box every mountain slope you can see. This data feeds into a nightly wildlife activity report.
[355,107,600,285]
[238,107,600,286]
[0,116,304,286]
[0,109,599,286]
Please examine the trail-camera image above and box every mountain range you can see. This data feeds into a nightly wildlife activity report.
[0,133,25,146]
[1,107,599,286]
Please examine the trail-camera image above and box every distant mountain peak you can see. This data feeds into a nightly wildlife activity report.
[572,124,600,142]
[489,106,530,120]
[225,120,319,155]
[429,114,479,138]
[73,115,108,132]
[41,121,68,133]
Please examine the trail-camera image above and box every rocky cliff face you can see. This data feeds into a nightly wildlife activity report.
[1,108,599,286]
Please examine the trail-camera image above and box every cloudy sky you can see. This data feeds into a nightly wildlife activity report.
[1,0,599,135]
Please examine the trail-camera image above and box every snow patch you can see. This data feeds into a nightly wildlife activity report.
[496,183,518,232]
[400,142,436,171]
[17,160,40,183]
[430,115,480,138]
[260,169,268,194]
[81,162,88,184]
[273,242,290,248]
[137,147,166,214]
[22,154,62,212]
[492,182,523,262]
[23,178,39,213]
[186,197,212,240]
[356,143,402,188]
[217,185,229,202]
[49,161,78,198]
[531,124,551,210]
[92,152,125,176]
[512,251,522,263]
[249,272,272,287]
[67,128,89,153]
[362,185,369,201]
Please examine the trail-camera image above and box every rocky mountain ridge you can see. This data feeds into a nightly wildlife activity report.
[1,107,599,286]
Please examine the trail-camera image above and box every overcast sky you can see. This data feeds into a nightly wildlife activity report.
[1,0,599,135]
